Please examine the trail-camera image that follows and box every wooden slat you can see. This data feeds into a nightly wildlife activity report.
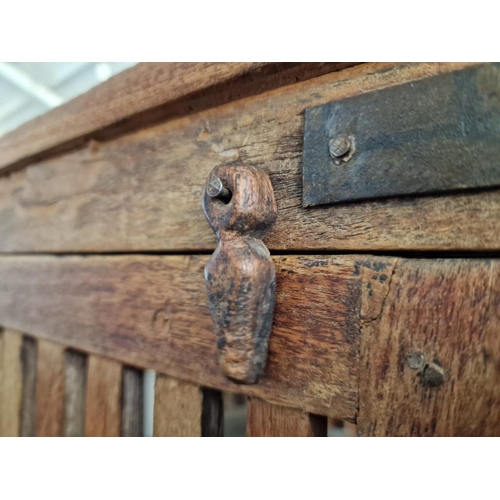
[0,328,23,436]
[85,355,122,437]
[358,259,500,436]
[0,62,352,174]
[122,366,144,437]
[64,350,87,437]
[19,336,36,437]
[0,254,360,420]
[247,398,327,437]
[154,375,203,437]
[35,339,65,437]
[153,376,222,437]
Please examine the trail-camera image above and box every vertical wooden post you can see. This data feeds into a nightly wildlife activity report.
[247,398,327,437]
[0,329,23,437]
[154,375,223,437]
[122,367,144,437]
[154,375,202,437]
[36,339,65,437]
[85,355,122,437]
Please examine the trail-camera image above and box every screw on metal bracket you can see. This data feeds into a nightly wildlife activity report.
[329,134,354,164]
[206,177,232,203]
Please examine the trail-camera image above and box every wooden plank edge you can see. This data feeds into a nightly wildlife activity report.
[0,254,361,421]
[0,62,358,175]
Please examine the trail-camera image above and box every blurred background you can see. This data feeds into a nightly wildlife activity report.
[0,62,136,137]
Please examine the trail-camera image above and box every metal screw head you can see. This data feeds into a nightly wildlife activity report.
[406,352,425,370]
[329,135,351,158]
[420,362,445,388]
[206,177,228,198]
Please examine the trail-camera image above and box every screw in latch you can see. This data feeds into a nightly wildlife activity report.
[329,134,354,164]
[206,177,232,203]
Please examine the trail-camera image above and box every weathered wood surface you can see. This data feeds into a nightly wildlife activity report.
[247,398,327,437]
[0,254,360,420]
[36,340,65,436]
[2,62,498,254]
[154,375,203,437]
[19,336,36,436]
[64,350,87,437]
[0,62,352,174]
[203,164,277,384]
[122,367,144,437]
[0,329,23,436]
[358,259,500,437]
[85,355,122,437]
[2,255,499,433]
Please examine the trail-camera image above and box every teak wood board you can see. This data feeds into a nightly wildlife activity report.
[0,254,360,420]
[358,259,500,436]
[1,62,498,253]
[1,254,499,433]
[0,62,353,174]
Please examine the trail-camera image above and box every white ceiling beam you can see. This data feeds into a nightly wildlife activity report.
[0,62,64,108]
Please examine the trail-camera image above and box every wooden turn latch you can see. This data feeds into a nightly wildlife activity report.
[202,164,277,384]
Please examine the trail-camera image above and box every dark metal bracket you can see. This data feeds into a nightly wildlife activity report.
[302,63,500,207]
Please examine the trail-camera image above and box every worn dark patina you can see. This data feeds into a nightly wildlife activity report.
[202,164,277,384]
[303,63,500,207]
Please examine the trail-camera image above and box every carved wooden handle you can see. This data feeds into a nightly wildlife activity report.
[202,164,277,384]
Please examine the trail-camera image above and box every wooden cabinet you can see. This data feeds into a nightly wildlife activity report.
[0,62,499,436]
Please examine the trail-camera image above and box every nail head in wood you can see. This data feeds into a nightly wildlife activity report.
[206,177,231,201]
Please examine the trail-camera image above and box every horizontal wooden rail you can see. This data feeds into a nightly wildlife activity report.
[1,62,495,254]
[0,254,361,420]
[0,62,354,174]
[1,253,499,435]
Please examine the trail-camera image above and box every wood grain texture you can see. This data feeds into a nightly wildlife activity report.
[85,355,122,437]
[154,375,203,437]
[0,62,353,174]
[122,367,144,437]
[0,328,23,436]
[64,350,87,437]
[0,254,360,420]
[1,62,497,254]
[19,336,36,437]
[36,339,65,437]
[247,398,327,437]
[358,259,500,436]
